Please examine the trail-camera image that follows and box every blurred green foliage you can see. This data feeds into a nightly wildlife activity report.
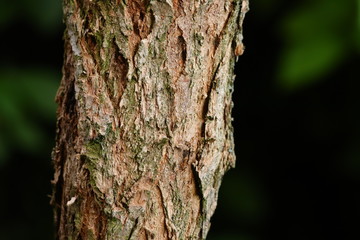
[0,0,62,238]
[0,68,59,165]
[0,0,62,166]
[277,0,357,90]
[0,0,62,32]
[220,173,266,222]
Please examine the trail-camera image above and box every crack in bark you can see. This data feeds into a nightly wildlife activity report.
[128,0,152,39]
[200,61,221,139]
[156,185,171,239]
[128,217,139,240]
[127,0,154,66]
[107,38,129,111]
[190,163,204,239]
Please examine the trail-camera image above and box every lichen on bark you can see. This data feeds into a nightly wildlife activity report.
[52,0,249,239]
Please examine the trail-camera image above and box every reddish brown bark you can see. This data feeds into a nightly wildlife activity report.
[52,0,248,239]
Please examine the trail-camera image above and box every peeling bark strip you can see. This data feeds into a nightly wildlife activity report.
[52,0,248,239]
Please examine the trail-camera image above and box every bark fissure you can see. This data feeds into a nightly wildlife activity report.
[52,0,248,239]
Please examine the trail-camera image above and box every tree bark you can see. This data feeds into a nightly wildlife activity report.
[51,0,248,239]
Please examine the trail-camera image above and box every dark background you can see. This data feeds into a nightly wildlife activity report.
[0,0,358,239]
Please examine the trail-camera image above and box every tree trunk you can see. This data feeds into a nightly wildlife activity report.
[51,0,248,239]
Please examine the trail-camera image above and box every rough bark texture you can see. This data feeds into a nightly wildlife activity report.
[51,0,248,239]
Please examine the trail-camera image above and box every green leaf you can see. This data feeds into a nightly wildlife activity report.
[0,68,59,155]
[0,83,42,151]
[277,0,354,90]
[277,35,345,90]
[281,0,350,41]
